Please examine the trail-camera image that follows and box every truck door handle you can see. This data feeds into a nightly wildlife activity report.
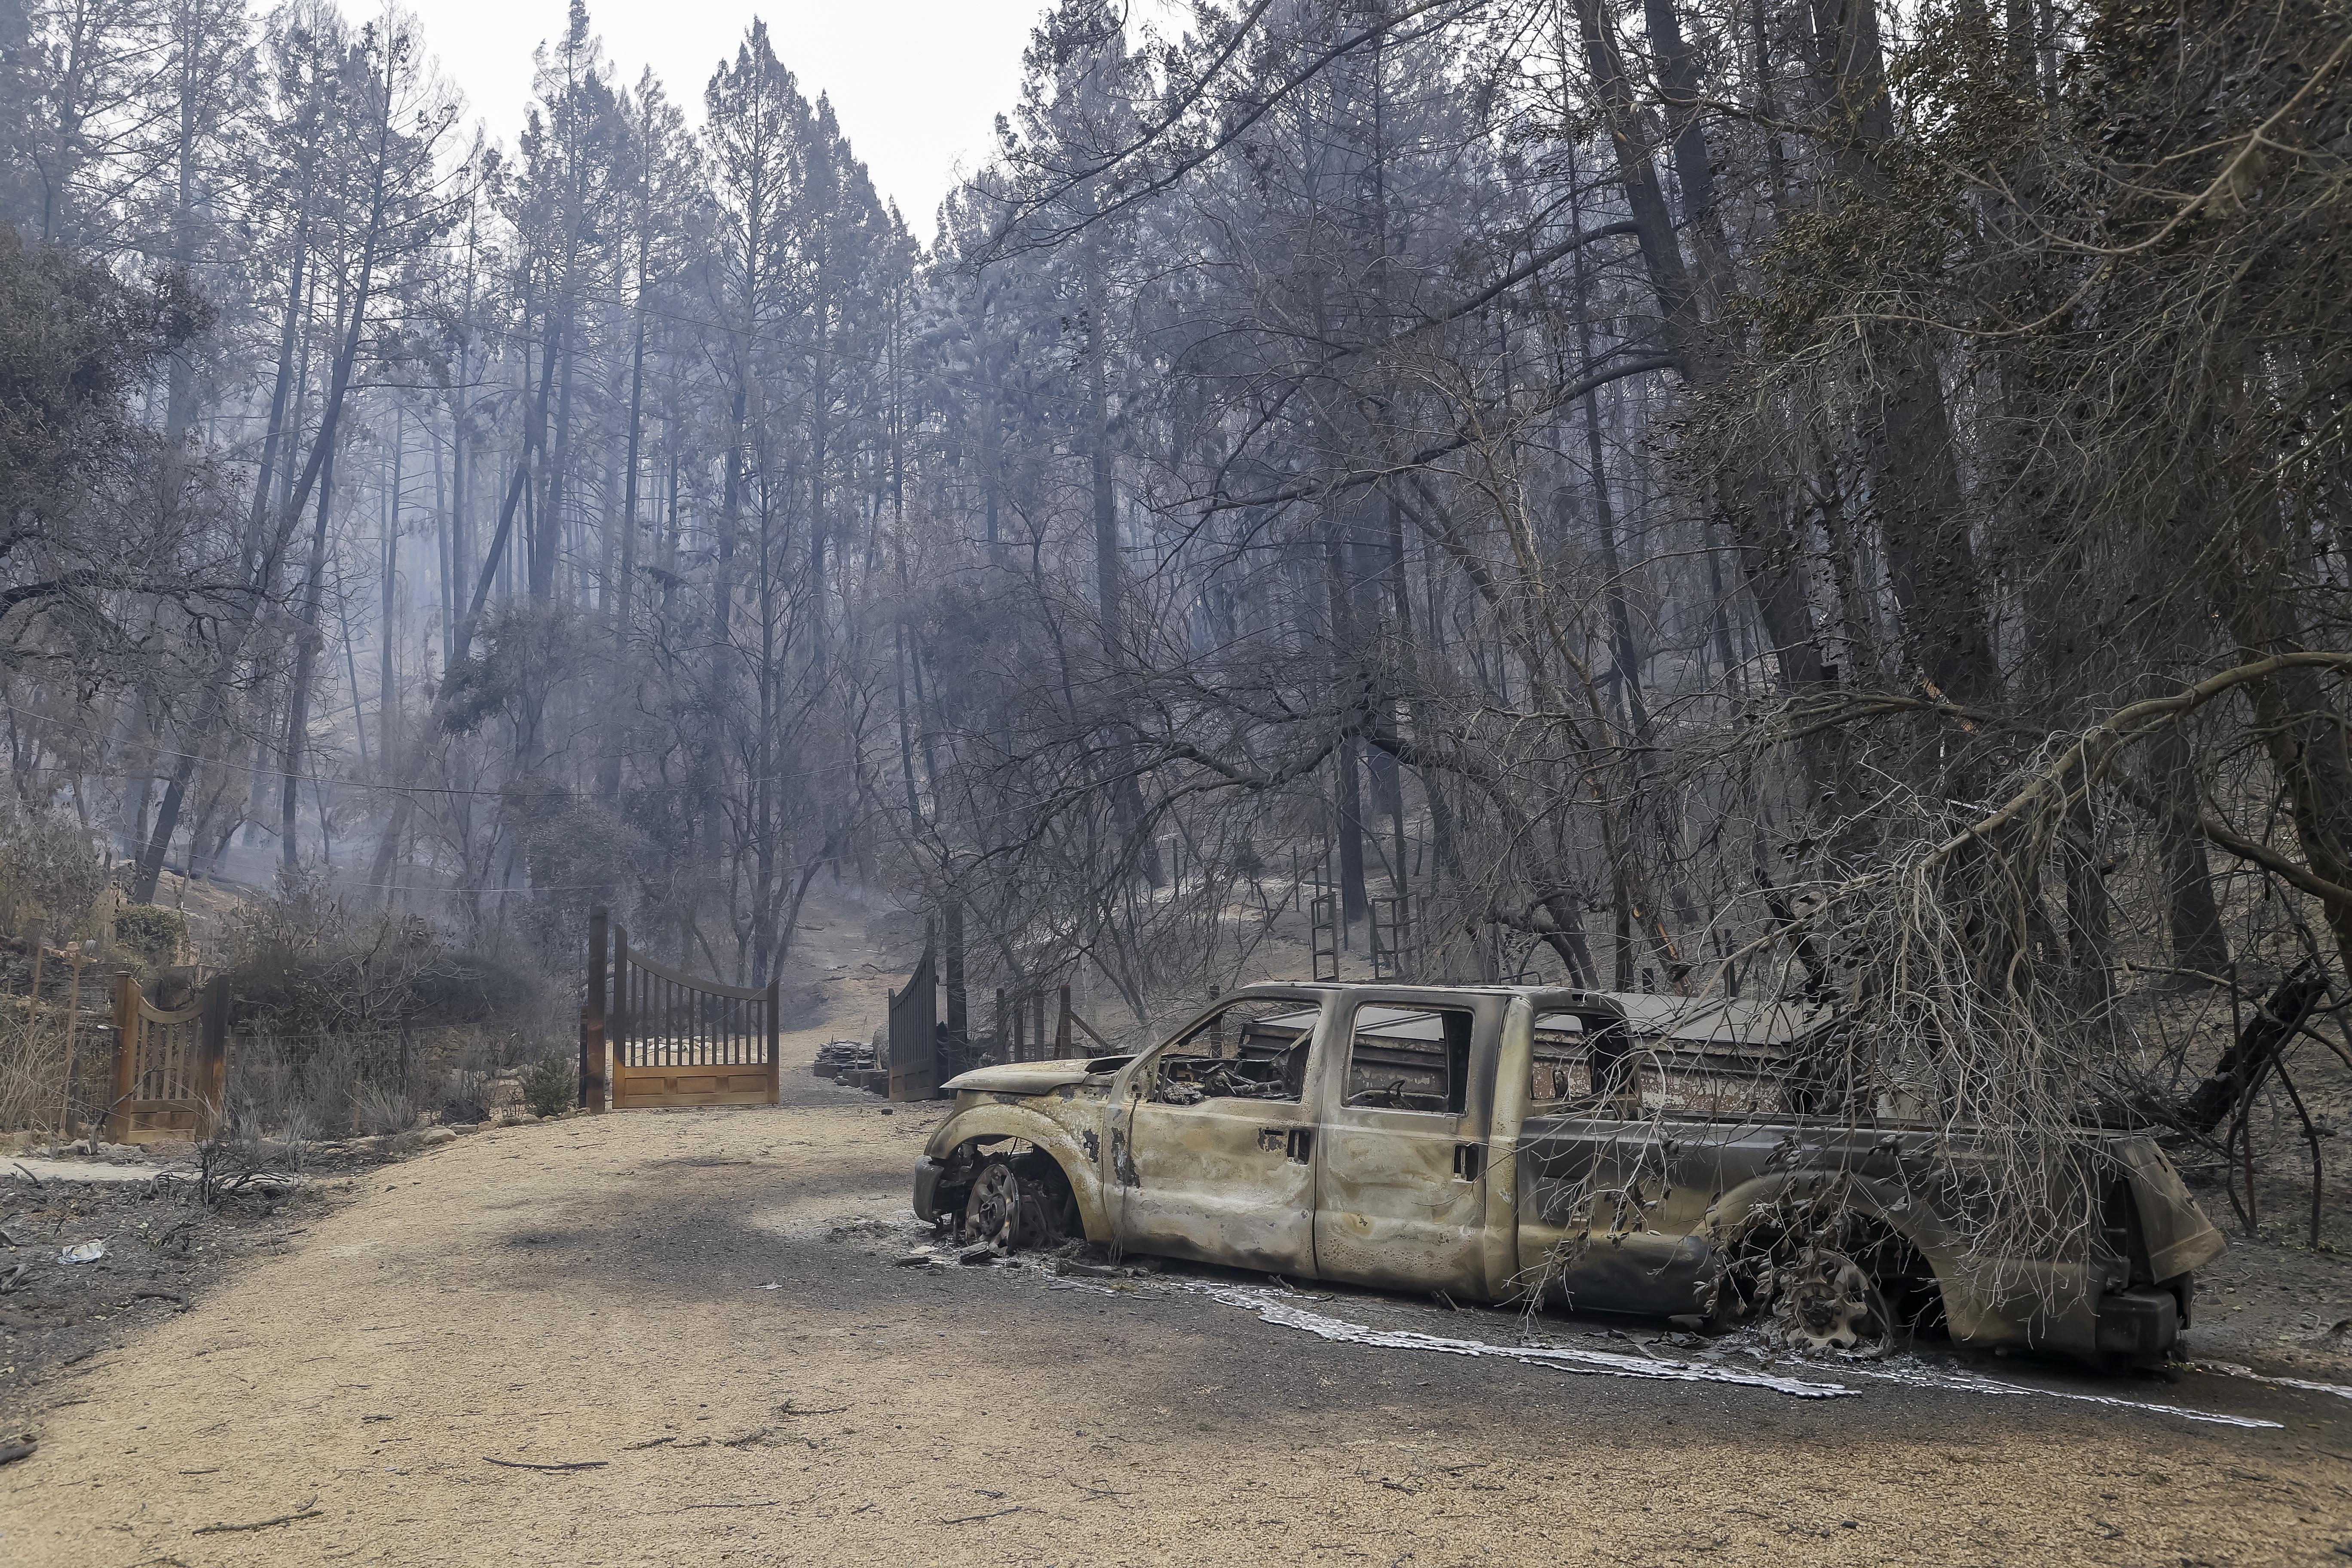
[1285,1128,1314,1164]
[1453,1142,1485,1182]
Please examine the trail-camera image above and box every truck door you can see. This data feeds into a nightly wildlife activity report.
[1311,995,1499,1295]
[1107,992,1327,1276]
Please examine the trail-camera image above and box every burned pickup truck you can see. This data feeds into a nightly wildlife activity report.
[913,984,2224,1366]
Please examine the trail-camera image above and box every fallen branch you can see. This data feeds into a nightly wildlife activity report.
[1930,651,2352,867]
[481,1455,606,1472]
[192,1496,320,1534]
[2109,772,2352,910]
[942,1505,1028,1525]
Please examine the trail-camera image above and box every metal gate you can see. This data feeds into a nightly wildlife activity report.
[886,941,937,1101]
[587,910,779,1110]
[107,973,227,1142]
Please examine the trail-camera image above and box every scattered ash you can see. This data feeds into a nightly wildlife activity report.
[0,1168,312,1436]
[0,1128,494,1438]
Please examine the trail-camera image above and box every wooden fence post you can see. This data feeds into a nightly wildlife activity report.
[1055,983,1073,1057]
[582,909,608,1113]
[107,970,136,1145]
[764,975,781,1105]
[611,924,629,1107]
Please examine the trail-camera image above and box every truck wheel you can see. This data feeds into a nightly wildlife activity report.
[965,1153,1081,1253]
[1773,1247,1895,1358]
[964,1156,1026,1253]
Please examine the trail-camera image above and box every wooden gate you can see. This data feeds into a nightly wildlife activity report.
[588,910,779,1110]
[107,973,227,1143]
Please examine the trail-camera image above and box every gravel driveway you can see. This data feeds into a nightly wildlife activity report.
[4,1048,2349,1567]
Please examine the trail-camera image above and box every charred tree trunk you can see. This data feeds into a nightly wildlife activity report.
[2175,966,2324,1137]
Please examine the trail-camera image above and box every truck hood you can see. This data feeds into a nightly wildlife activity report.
[942,1057,1132,1096]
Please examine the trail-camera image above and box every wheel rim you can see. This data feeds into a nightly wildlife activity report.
[965,1162,1022,1252]
[1777,1250,1892,1357]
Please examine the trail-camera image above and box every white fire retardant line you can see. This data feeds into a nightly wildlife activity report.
[1831,1359,2282,1427]
[2190,1361,2352,1403]
[1143,1280,2289,1424]
[1041,1270,2288,1424]
[1180,1283,1853,1399]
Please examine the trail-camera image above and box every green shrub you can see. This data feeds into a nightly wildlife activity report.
[519,1053,576,1118]
[113,904,184,967]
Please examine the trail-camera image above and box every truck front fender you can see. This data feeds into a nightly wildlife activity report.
[922,1099,1112,1244]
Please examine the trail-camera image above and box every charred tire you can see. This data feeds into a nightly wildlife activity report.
[1712,1216,1927,1358]
[961,1152,1081,1253]
[1771,1248,1896,1358]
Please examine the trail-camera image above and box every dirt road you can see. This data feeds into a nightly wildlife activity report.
[6,1023,2351,1566]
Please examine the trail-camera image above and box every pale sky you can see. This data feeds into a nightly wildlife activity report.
[397,0,1059,234]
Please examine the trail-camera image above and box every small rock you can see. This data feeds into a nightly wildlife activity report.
[419,1127,457,1146]
[894,1251,938,1268]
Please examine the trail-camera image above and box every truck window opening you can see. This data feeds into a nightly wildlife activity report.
[1341,1005,1473,1114]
